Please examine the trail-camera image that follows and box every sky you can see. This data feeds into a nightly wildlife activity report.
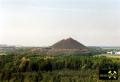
[0,0,120,47]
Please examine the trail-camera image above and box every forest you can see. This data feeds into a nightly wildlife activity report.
[0,48,120,82]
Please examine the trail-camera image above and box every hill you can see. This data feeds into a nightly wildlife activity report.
[47,38,89,55]
[51,38,87,49]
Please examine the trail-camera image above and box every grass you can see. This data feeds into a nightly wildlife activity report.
[95,54,120,58]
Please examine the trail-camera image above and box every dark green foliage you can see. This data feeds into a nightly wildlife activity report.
[29,61,39,72]
[0,69,12,82]
[53,74,61,82]
[14,72,24,82]
[0,54,120,82]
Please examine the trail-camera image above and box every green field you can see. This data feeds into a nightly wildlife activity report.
[98,54,120,58]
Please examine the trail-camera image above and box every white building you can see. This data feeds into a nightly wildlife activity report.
[107,51,114,54]
[115,51,120,55]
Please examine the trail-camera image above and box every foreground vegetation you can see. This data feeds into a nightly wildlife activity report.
[0,54,120,82]
[0,47,120,82]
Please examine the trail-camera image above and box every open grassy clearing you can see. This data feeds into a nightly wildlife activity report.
[95,54,120,58]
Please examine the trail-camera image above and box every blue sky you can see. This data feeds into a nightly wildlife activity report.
[0,0,120,46]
